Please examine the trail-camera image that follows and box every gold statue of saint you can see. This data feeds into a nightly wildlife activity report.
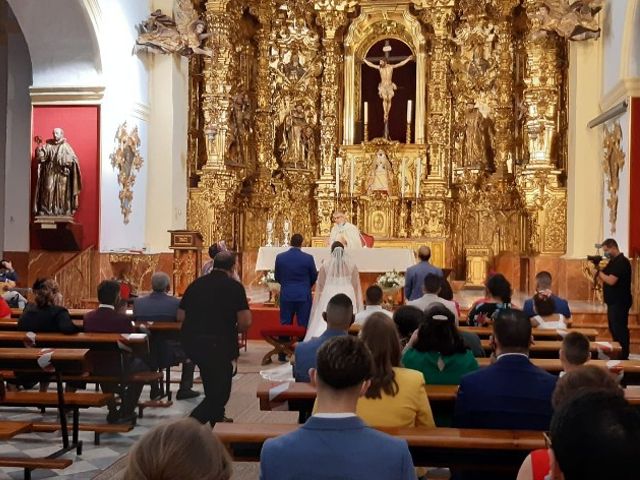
[363,53,414,136]
[33,128,82,218]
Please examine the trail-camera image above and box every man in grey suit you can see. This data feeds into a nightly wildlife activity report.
[260,336,415,480]
[404,246,442,301]
[133,272,199,400]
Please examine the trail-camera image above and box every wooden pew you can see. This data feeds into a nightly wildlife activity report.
[461,326,598,340]
[0,457,72,480]
[347,323,599,341]
[256,381,640,417]
[0,348,108,456]
[478,339,622,359]
[10,308,91,320]
[0,332,165,430]
[214,423,545,474]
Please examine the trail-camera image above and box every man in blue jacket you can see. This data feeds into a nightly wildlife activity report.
[454,309,557,432]
[293,293,352,382]
[404,246,442,301]
[260,335,415,480]
[274,233,318,330]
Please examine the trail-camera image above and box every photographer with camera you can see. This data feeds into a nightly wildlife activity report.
[596,239,633,360]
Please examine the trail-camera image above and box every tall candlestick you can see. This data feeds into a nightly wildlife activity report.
[364,102,368,124]
[406,100,412,124]
[350,158,355,197]
[335,157,341,196]
[401,158,406,198]
[415,157,421,199]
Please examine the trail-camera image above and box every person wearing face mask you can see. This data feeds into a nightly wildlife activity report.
[597,239,633,360]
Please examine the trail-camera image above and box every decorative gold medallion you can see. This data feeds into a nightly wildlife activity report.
[109,122,144,225]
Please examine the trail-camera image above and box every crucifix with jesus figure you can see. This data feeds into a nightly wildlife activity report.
[363,41,414,139]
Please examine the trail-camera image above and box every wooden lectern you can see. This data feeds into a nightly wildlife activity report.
[169,230,203,296]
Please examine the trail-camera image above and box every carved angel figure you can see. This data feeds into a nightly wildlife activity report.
[532,0,603,41]
[135,0,213,57]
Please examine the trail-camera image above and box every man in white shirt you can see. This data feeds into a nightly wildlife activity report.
[354,285,392,326]
[329,211,362,248]
[407,274,458,321]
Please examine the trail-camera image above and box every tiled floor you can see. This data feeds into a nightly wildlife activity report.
[0,342,288,480]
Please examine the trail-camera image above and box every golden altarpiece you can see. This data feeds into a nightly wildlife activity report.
[186,0,569,284]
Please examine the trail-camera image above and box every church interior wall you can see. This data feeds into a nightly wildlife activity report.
[95,0,151,252]
[2,0,31,254]
[0,1,8,255]
[566,38,604,259]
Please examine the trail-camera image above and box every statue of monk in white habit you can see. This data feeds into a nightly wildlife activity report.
[34,128,82,218]
[329,211,363,248]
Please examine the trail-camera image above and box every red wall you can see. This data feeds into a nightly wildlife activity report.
[31,106,100,250]
[630,98,640,257]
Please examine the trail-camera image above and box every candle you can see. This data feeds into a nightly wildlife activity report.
[335,157,341,196]
[350,158,355,197]
[401,158,406,198]
[406,100,412,124]
[364,102,368,124]
[415,157,421,199]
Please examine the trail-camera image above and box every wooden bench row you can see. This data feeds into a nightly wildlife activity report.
[348,323,600,341]
[214,422,545,475]
[257,380,640,413]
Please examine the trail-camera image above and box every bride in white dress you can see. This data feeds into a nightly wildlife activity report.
[304,242,363,340]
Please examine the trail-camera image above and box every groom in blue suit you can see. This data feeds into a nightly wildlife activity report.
[275,234,318,330]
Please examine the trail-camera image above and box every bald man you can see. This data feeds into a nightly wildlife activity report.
[404,246,443,301]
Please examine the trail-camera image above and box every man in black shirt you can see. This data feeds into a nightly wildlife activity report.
[178,251,251,424]
[598,239,633,359]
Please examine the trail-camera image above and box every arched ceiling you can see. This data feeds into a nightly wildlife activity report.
[7,0,101,87]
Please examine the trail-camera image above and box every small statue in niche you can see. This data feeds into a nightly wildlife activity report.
[463,100,495,171]
[301,125,316,170]
[532,0,603,41]
[33,128,82,218]
[227,91,252,166]
[134,0,213,57]
[279,103,307,169]
[367,150,392,194]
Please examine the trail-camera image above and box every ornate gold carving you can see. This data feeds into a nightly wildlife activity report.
[109,122,143,224]
[185,0,573,279]
[602,121,626,234]
[531,0,603,41]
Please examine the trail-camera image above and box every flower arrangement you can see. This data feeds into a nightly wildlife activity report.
[376,270,405,289]
[261,270,280,306]
[260,270,277,285]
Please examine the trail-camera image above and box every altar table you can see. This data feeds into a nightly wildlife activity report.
[255,247,415,273]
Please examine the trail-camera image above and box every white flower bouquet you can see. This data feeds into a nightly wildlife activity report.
[376,270,405,289]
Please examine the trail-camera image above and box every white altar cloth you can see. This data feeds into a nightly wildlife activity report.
[255,247,416,273]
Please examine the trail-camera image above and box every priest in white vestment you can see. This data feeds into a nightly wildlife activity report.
[329,211,363,248]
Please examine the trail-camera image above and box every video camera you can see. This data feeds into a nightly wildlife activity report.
[587,255,603,267]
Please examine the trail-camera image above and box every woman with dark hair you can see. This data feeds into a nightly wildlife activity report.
[530,291,568,329]
[402,304,478,385]
[18,279,79,333]
[356,313,435,429]
[392,305,423,347]
[467,273,513,326]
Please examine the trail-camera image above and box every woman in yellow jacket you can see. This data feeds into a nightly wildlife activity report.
[356,312,435,429]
